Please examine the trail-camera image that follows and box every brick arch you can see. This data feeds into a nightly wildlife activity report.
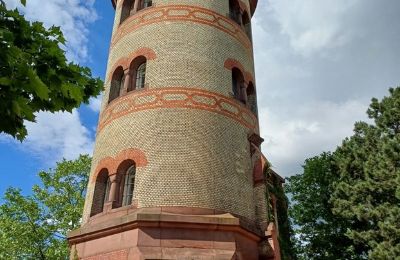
[92,148,148,182]
[224,58,254,84]
[107,48,157,81]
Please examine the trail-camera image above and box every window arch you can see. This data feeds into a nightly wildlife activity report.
[247,82,257,116]
[90,169,110,216]
[232,67,246,104]
[242,11,252,40]
[229,0,242,25]
[109,66,124,103]
[113,160,136,208]
[128,56,147,92]
[120,0,135,24]
[122,165,136,206]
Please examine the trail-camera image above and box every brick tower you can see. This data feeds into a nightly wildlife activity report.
[68,0,283,259]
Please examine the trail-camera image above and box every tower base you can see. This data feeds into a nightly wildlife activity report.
[68,207,272,259]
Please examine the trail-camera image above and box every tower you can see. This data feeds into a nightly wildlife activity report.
[68,0,283,259]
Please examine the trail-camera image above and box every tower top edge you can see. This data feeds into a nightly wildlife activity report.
[109,0,258,16]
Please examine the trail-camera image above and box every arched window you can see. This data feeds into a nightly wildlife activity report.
[128,56,147,92]
[247,82,257,116]
[229,0,242,25]
[135,62,146,89]
[242,11,252,40]
[90,169,109,216]
[122,165,136,206]
[137,0,152,12]
[120,0,135,24]
[109,67,124,103]
[232,68,246,104]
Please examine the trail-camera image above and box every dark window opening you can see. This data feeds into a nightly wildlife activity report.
[120,0,135,24]
[128,56,147,92]
[122,165,136,206]
[247,82,257,116]
[229,0,242,25]
[109,67,124,103]
[232,68,246,104]
[90,170,109,216]
[138,0,152,11]
[242,11,252,40]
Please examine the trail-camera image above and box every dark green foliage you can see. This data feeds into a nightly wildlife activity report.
[332,87,400,259]
[0,155,91,259]
[287,87,400,259]
[0,1,102,141]
[286,153,362,259]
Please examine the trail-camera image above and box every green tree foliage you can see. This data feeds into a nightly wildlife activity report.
[286,153,362,259]
[0,155,91,259]
[0,1,103,141]
[332,87,400,259]
[287,87,400,259]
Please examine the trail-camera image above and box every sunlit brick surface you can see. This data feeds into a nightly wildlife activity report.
[82,0,260,224]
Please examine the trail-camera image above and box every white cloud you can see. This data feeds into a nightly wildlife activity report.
[4,0,97,62]
[260,101,367,176]
[23,110,94,161]
[266,0,359,56]
[23,110,93,160]
[253,0,400,176]
[88,95,103,113]
[0,110,94,163]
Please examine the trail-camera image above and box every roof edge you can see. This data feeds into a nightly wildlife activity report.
[250,0,258,16]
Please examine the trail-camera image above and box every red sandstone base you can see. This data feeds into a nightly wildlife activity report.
[68,207,276,260]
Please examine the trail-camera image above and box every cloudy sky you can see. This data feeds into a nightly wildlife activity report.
[0,0,399,194]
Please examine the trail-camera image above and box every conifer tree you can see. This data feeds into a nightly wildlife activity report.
[332,87,400,258]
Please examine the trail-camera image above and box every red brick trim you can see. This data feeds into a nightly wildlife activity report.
[253,158,264,185]
[97,87,259,134]
[93,148,148,182]
[111,5,252,54]
[107,47,156,82]
[224,58,254,84]
[111,1,258,16]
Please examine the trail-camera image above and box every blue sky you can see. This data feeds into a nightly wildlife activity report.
[0,0,114,195]
[1,0,399,196]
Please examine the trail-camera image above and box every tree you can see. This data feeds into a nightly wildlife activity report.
[332,87,400,259]
[287,87,400,259]
[286,153,361,259]
[0,155,91,259]
[0,0,103,141]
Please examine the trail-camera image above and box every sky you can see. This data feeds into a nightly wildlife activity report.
[0,0,399,195]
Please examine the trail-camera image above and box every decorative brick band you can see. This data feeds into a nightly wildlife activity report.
[111,0,258,16]
[98,87,259,134]
[112,5,252,52]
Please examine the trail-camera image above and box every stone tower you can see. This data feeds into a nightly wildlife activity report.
[68,0,283,259]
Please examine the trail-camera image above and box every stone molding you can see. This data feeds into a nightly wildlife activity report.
[68,207,261,245]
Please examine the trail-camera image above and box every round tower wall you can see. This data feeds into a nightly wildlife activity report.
[82,0,259,224]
